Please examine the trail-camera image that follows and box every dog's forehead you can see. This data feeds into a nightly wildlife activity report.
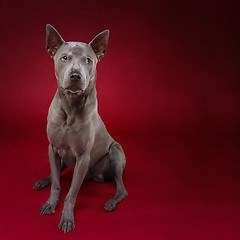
[60,42,94,56]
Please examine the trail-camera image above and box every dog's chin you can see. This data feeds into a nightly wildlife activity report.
[61,86,85,96]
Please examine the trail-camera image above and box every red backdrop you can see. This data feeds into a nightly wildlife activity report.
[0,0,239,239]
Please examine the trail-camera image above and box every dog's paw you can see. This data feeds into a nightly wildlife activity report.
[104,199,117,212]
[58,217,75,233]
[40,202,56,215]
[33,177,51,191]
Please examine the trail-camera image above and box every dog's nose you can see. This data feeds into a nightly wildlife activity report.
[70,72,82,80]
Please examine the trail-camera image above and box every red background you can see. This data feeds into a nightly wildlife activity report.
[0,0,240,239]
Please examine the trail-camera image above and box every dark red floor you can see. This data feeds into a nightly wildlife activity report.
[0,130,240,239]
[0,0,240,239]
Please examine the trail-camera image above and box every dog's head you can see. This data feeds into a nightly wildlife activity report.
[46,24,109,96]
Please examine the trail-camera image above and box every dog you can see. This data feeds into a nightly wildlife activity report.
[33,24,128,233]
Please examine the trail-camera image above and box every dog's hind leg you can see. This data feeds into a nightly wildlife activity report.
[33,160,67,191]
[104,142,128,212]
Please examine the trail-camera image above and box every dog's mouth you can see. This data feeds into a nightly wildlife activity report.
[61,86,85,95]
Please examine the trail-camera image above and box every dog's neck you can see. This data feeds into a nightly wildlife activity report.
[58,86,97,119]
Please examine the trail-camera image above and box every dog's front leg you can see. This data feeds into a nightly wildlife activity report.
[58,153,90,233]
[40,144,61,215]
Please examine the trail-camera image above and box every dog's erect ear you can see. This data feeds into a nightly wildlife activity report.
[46,24,65,57]
[89,30,109,61]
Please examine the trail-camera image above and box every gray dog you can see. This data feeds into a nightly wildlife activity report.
[33,24,128,233]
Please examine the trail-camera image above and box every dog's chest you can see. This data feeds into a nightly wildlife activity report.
[47,117,90,166]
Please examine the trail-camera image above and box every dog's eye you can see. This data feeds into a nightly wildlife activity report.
[86,57,92,64]
[61,56,68,62]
